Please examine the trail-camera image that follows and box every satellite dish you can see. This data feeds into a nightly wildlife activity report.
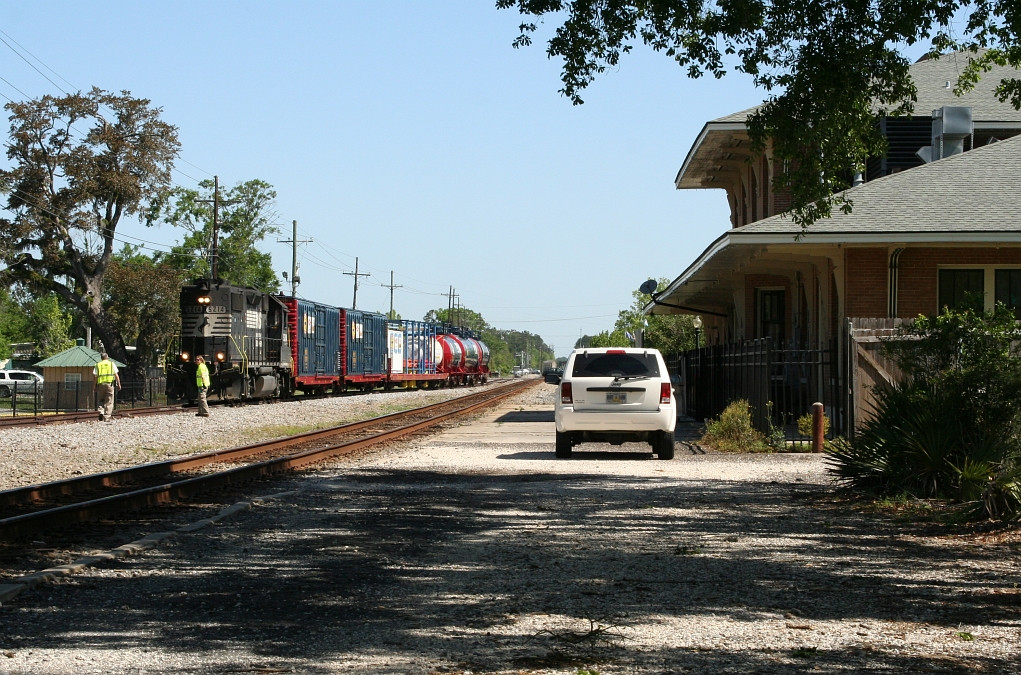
[639,279,658,295]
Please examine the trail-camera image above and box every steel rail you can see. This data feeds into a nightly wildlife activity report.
[0,405,185,428]
[0,379,537,540]
[2,381,524,508]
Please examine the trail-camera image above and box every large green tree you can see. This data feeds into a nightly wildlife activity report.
[25,294,75,358]
[0,286,76,360]
[0,287,30,359]
[104,246,186,369]
[580,280,697,352]
[149,178,280,292]
[0,88,180,368]
[497,1,1021,225]
[424,306,553,375]
[627,279,698,354]
[424,307,489,334]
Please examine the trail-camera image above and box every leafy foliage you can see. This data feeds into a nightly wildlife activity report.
[149,178,281,292]
[0,288,75,359]
[104,246,186,368]
[24,295,75,358]
[424,307,554,375]
[0,88,180,369]
[797,411,829,438]
[827,306,1021,520]
[700,399,769,453]
[584,279,698,352]
[496,1,1021,226]
[0,287,31,359]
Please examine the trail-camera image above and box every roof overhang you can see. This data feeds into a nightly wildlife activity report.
[644,228,1021,317]
[674,121,752,190]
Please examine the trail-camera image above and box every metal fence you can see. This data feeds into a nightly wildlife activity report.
[0,377,170,417]
[676,338,843,442]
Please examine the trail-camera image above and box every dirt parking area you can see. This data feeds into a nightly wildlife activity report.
[2,384,1018,673]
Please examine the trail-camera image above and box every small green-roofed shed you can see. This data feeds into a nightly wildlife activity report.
[34,341,125,410]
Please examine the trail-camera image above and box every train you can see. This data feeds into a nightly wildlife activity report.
[166,278,491,403]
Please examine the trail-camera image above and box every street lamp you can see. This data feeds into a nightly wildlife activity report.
[692,315,703,349]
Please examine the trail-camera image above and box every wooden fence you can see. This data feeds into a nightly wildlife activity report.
[844,317,908,437]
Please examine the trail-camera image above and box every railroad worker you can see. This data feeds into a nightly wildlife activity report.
[195,355,211,417]
[93,352,121,422]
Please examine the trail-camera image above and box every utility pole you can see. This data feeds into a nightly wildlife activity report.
[381,271,402,318]
[344,257,370,309]
[447,286,457,327]
[197,176,222,280]
[452,290,461,328]
[278,220,312,297]
[211,175,220,279]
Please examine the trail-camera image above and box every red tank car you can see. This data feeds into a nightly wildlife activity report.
[436,332,490,385]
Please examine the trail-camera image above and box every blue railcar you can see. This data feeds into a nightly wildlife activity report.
[292,298,341,391]
[341,308,388,387]
[169,279,491,402]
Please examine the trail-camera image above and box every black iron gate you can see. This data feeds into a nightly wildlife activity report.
[679,338,842,438]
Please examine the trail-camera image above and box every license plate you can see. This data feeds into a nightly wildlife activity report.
[606,392,626,404]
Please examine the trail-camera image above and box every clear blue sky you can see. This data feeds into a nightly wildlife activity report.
[3,1,766,357]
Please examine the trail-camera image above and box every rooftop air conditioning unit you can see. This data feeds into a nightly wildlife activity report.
[916,106,973,163]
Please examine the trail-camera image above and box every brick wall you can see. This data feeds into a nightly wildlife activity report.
[840,246,1021,319]
[896,247,1021,317]
[844,248,889,317]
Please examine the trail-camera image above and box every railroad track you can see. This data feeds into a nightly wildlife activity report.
[0,404,185,428]
[0,378,538,541]
[0,379,519,428]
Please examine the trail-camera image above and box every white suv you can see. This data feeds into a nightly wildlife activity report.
[554,347,676,459]
[0,369,44,397]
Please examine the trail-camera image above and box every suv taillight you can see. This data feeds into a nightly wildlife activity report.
[660,382,671,404]
[561,382,573,404]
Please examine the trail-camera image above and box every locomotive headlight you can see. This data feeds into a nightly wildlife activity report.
[216,351,226,361]
[181,352,191,362]
[197,295,211,305]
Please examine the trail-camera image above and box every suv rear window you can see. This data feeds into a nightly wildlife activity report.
[570,352,661,378]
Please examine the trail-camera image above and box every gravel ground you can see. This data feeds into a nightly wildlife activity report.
[0,385,495,491]
[1,382,1019,674]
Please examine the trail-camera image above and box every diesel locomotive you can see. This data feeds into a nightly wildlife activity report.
[166,278,490,403]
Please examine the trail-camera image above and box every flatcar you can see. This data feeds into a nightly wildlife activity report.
[166,278,490,403]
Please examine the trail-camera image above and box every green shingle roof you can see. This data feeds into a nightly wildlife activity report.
[34,346,126,368]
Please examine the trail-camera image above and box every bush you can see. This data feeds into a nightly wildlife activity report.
[827,306,1021,521]
[797,411,829,438]
[701,400,769,453]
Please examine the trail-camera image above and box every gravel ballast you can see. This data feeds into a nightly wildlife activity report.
[1,382,1018,673]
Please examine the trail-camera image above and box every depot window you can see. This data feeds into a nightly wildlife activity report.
[938,267,1021,314]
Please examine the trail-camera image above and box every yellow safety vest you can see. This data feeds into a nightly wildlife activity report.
[196,362,210,388]
[96,359,116,384]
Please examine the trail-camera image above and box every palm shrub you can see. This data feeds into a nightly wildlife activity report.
[827,305,1021,521]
